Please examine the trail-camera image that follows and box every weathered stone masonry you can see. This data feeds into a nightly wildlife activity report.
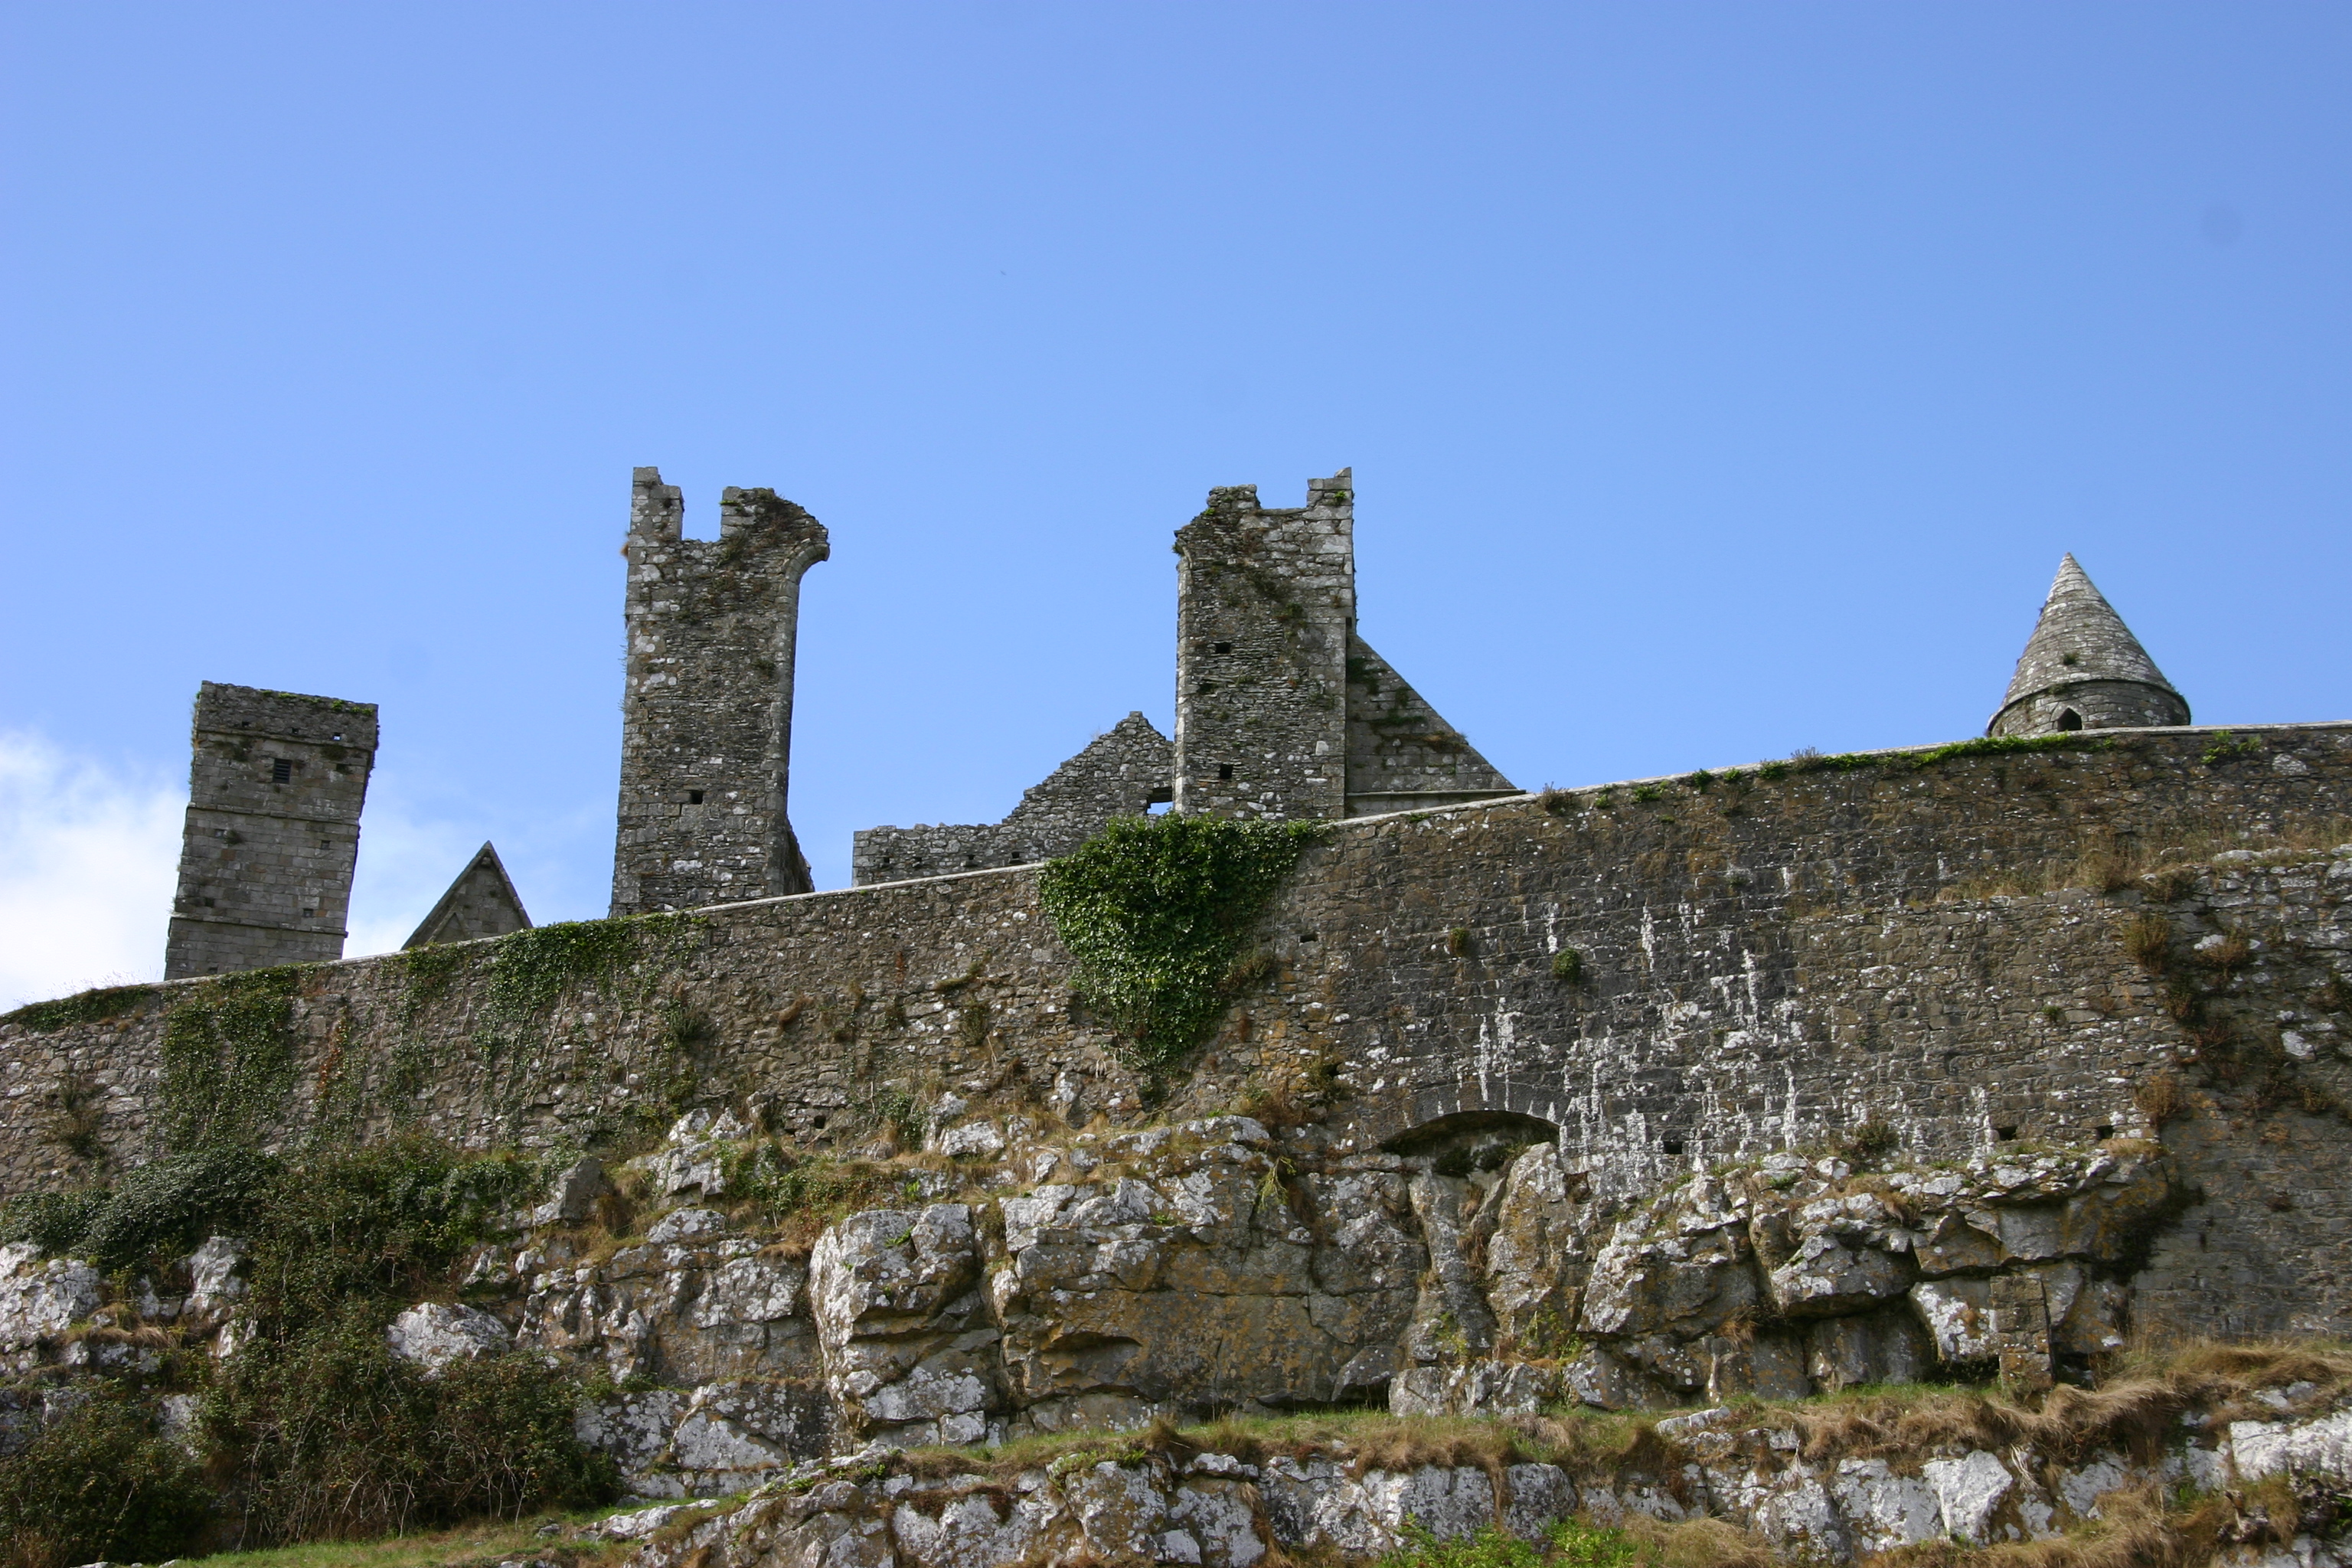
[612,468,829,915]
[15,724,2352,1344]
[162,682,377,980]
[1173,469,1516,821]
[852,713,1174,884]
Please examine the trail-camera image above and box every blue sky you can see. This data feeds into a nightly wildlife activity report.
[2,3,2347,1004]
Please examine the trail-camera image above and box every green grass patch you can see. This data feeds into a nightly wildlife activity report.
[2,982,164,1033]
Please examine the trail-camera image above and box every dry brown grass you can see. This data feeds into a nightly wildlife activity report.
[1775,1338,2352,1472]
[1930,817,2352,909]
[2134,1070,2184,1126]
[1613,1512,1778,1568]
[2124,913,2174,970]
[1862,1472,2327,1567]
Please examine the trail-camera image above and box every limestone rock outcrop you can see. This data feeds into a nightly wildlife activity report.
[618,1380,2352,1568]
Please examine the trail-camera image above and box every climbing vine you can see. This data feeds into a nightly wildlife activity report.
[479,913,692,1034]
[1038,814,1321,1072]
[158,966,305,1151]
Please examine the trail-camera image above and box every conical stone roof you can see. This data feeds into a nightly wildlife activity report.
[1988,555,2189,737]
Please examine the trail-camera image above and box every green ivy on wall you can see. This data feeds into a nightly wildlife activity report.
[159,966,305,1151]
[1038,814,1321,1072]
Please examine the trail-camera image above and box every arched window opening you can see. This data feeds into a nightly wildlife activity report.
[2056,708,2083,732]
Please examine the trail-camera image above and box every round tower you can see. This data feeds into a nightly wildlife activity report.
[1988,554,2189,737]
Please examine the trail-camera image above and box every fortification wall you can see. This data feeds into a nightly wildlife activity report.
[8,724,2350,1337]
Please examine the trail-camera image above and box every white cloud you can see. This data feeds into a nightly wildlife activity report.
[0,733,184,1011]
[0,737,586,1011]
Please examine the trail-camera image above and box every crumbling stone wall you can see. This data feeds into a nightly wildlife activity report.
[163,682,377,979]
[9,724,2351,1339]
[851,713,1172,886]
[612,468,828,915]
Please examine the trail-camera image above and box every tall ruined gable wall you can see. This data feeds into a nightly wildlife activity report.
[8,724,2351,1334]
[612,471,828,915]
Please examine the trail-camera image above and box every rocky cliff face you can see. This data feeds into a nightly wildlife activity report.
[0,1095,2190,1508]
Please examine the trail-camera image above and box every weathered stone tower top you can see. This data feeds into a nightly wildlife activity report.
[1174,471,1361,818]
[611,467,829,915]
[1173,469,1515,820]
[164,682,377,979]
[1988,554,2190,737]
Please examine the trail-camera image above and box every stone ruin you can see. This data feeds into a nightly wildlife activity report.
[8,464,2350,1565]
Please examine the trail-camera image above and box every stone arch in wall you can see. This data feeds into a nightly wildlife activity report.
[1357,1073,1573,1154]
[1383,1108,1560,1174]
[2057,707,2083,731]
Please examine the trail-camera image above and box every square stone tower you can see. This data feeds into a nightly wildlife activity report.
[163,682,378,979]
[610,467,829,915]
[1173,471,1359,819]
[1172,469,1519,822]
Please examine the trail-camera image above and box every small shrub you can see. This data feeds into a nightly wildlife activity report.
[1631,784,1664,803]
[1447,927,1473,957]
[0,1392,211,1567]
[1551,949,1587,986]
[2201,731,2263,765]
[1840,1119,1900,1168]
[2135,1070,2184,1127]
[209,1315,613,1544]
[2123,914,2173,970]
[1537,786,1576,817]
[0,1145,278,1272]
[871,1089,925,1150]
[44,1073,104,1161]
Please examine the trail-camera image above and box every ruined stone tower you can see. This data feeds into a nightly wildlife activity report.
[1988,554,2190,738]
[611,468,828,915]
[1174,469,1516,819]
[163,682,377,979]
[1173,472,1359,819]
